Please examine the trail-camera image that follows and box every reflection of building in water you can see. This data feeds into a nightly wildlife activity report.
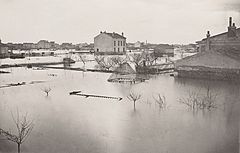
[175,17,240,80]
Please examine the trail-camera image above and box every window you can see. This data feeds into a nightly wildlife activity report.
[114,48,116,52]
[121,41,122,46]
[118,41,120,46]
[123,41,125,46]
[114,41,116,46]
[118,48,120,52]
[96,48,99,52]
[123,48,125,52]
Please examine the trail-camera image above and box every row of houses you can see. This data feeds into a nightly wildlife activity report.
[93,31,174,56]
[6,40,93,51]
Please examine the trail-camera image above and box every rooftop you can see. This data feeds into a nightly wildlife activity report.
[100,31,126,39]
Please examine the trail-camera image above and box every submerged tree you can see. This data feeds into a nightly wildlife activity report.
[127,92,141,110]
[129,53,144,67]
[95,56,115,70]
[42,87,52,96]
[111,56,126,65]
[153,94,167,110]
[0,110,34,153]
[78,54,87,69]
[179,87,217,111]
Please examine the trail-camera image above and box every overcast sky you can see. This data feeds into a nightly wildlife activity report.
[0,0,239,44]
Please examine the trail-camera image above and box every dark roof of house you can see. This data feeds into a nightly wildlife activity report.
[105,32,126,39]
[175,47,240,66]
[113,62,135,74]
[0,43,8,47]
[197,28,240,43]
[216,47,240,62]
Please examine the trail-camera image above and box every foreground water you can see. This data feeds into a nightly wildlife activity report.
[0,66,239,153]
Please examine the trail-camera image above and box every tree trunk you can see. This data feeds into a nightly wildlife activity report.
[17,143,20,153]
[134,101,136,110]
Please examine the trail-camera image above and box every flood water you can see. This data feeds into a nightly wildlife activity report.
[0,64,239,153]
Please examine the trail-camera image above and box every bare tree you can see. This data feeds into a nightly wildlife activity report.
[129,53,144,67]
[0,110,34,153]
[179,91,200,110]
[153,94,167,110]
[142,52,159,66]
[95,56,115,70]
[179,87,217,111]
[127,92,141,110]
[111,56,126,65]
[42,87,52,96]
[78,54,87,69]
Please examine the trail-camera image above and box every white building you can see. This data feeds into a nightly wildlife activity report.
[94,31,126,54]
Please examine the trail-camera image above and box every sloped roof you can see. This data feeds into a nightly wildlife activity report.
[108,63,136,82]
[175,48,240,69]
[216,47,240,62]
[197,28,240,43]
[105,32,126,39]
[113,62,135,74]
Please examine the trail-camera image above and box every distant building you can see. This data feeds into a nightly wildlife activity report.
[23,43,36,50]
[61,43,75,50]
[94,31,126,55]
[134,41,142,48]
[175,17,240,80]
[0,39,9,58]
[153,44,174,57]
[37,40,51,49]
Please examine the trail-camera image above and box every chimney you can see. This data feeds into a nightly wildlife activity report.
[122,32,124,36]
[228,17,237,37]
[206,31,211,51]
[229,17,232,27]
[100,31,102,34]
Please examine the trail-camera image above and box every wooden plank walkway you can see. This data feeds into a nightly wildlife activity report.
[69,91,123,101]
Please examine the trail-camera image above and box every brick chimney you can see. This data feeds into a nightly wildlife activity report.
[122,32,124,36]
[206,31,211,51]
[227,17,237,37]
[229,17,232,27]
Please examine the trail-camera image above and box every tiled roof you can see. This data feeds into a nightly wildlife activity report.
[105,32,126,39]
[197,28,240,43]
[216,47,240,62]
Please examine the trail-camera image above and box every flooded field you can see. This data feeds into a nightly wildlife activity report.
[0,64,239,153]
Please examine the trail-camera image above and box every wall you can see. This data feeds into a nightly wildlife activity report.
[198,29,240,52]
[113,38,126,53]
[94,33,114,52]
[176,68,240,81]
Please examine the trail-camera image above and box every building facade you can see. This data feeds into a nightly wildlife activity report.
[197,17,240,52]
[37,40,51,49]
[175,17,240,81]
[0,39,9,58]
[94,31,126,55]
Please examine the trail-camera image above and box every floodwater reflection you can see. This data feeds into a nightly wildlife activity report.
[0,67,239,153]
